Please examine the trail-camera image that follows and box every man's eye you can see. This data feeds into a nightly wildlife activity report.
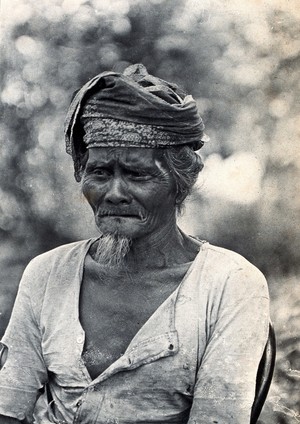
[93,168,110,177]
[128,171,150,180]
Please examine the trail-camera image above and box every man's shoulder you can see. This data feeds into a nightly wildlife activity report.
[199,242,268,295]
[24,238,95,276]
[202,243,252,266]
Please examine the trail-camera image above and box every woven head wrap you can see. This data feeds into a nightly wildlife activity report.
[64,63,208,181]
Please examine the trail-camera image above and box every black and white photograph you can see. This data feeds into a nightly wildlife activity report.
[0,0,299,423]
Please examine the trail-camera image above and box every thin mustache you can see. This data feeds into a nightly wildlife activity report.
[97,209,145,219]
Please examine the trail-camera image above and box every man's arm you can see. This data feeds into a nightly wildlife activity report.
[0,348,23,423]
[0,259,48,421]
[187,264,269,423]
[0,348,21,423]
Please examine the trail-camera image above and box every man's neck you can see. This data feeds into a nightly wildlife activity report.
[124,226,199,270]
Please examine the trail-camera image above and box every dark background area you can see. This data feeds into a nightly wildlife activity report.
[0,0,299,422]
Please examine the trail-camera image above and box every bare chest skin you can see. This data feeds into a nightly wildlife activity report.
[79,254,194,380]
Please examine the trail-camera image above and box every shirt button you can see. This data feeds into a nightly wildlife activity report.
[77,335,84,344]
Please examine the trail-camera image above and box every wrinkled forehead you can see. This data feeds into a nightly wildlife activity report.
[87,146,166,168]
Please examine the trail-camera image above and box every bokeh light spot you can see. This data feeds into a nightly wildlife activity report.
[112,17,131,35]
[1,81,25,105]
[15,36,44,58]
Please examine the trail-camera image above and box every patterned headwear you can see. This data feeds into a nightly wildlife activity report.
[64,64,208,181]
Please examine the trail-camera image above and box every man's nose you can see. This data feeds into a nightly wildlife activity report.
[104,177,131,205]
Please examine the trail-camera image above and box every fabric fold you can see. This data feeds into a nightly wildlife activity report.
[64,64,208,181]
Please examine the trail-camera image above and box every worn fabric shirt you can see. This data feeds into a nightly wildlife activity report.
[0,239,269,423]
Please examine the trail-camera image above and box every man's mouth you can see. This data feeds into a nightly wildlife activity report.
[102,214,139,218]
[97,210,144,220]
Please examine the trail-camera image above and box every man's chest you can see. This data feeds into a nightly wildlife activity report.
[79,263,189,380]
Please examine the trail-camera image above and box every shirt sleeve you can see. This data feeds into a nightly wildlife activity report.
[0,259,48,421]
[188,262,270,424]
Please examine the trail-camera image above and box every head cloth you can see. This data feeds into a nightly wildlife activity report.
[64,63,208,181]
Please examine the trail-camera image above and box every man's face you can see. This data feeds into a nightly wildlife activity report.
[82,147,177,240]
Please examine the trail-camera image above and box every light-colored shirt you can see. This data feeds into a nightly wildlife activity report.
[0,239,269,423]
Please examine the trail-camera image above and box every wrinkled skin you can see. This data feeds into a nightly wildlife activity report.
[82,147,178,243]
[80,147,200,380]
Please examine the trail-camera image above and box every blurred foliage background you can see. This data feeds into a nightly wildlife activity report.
[0,0,299,422]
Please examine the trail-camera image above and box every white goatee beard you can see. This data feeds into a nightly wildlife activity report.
[94,233,131,267]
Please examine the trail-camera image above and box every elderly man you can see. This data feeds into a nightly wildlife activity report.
[0,64,269,423]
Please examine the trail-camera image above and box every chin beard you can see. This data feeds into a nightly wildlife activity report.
[93,233,131,267]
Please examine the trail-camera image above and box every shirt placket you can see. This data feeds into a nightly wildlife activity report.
[73,295,179,424]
